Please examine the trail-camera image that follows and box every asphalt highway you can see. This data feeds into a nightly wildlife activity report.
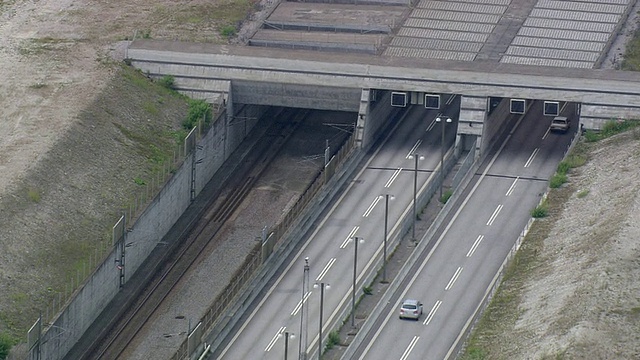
[350,100,576,360]
[213,102,459,359]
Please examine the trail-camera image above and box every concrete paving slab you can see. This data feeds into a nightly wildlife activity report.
[268,2,406,28]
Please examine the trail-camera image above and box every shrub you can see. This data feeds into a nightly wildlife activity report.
[183,99,212,130]
[27,188,41,202]
[564,154,587,168]
[549,173,567,188]
[220,25,237,38]
[325,331,341,351]
[584,130,599,142]
[157,75,175,90]
[556,161,570,175]
[0,332,13,360]
[584,120,640,142]
[363,286,373,295]
[531,205,548,218]
[463,346,487,360]
[577,189,589,198]
[440,189,453,204]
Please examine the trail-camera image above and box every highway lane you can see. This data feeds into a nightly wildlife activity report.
[350,101,577,360]
[213,100,459,359]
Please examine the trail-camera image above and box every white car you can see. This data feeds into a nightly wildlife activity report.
[550,116,570,132]
[399,299,423,320]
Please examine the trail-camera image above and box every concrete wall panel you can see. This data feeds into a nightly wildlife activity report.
[231,81,360,111]
[580,103,640,130]
[37,103,269,360]
[482,97,513,155]
[364,91,399,150]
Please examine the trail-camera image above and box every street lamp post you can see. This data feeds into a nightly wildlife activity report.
[436,117,452,199]
[381,194,394,283]
[299,257,310,360]
[282,331,295,360]
[408,153,424,241]
[351,237,364,327]
[314,282,329,359]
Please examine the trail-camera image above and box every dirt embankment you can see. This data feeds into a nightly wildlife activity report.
[0,0,244,348]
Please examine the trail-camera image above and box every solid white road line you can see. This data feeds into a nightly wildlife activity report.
[423,300,442,325]
[466,235,484,258]
[445,267,463,291]
[486,204,503,226]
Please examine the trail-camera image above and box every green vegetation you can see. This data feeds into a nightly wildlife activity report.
[362,285,373,295]
[621,23,640,70]
[220,25,237,38]
[142,100,159,116]
[26,188,41,203]
[0,332,14,360]
[325,330,341,351]
[440,189,453,204]
[531,204,548,218]
[549,173,567,188]
[584,119,640,142]
[577,189,589,198]
[183,99,212,130]
[157,75,176,90]
[29,82,47,89]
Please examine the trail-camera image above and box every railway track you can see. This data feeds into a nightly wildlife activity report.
[81,108,306,360]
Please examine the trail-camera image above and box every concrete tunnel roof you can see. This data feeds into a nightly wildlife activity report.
[128,39,640,107]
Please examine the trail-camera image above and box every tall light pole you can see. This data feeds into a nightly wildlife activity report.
[381,194,394,283]
[281,331,295,360]
[436,117,452,199]
[351,236,364,327]
[299,257,310,360]
[408,153,424,241]
[314,282,329,359]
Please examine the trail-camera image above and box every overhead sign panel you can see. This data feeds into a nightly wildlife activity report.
[391,92,407,107]
[544,101,560,116]
[424,94,440,109]
[510,99,526,114]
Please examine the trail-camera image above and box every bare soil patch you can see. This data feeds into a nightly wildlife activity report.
[0,0,254,349]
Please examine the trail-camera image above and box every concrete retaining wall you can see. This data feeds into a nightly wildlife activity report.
[34,104,269,360]
[580,103,640,129]
[363,91,401,150]
[232,80,360,111]
[482,98,512,156]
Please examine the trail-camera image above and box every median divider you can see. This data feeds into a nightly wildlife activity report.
[340,144,481,360]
